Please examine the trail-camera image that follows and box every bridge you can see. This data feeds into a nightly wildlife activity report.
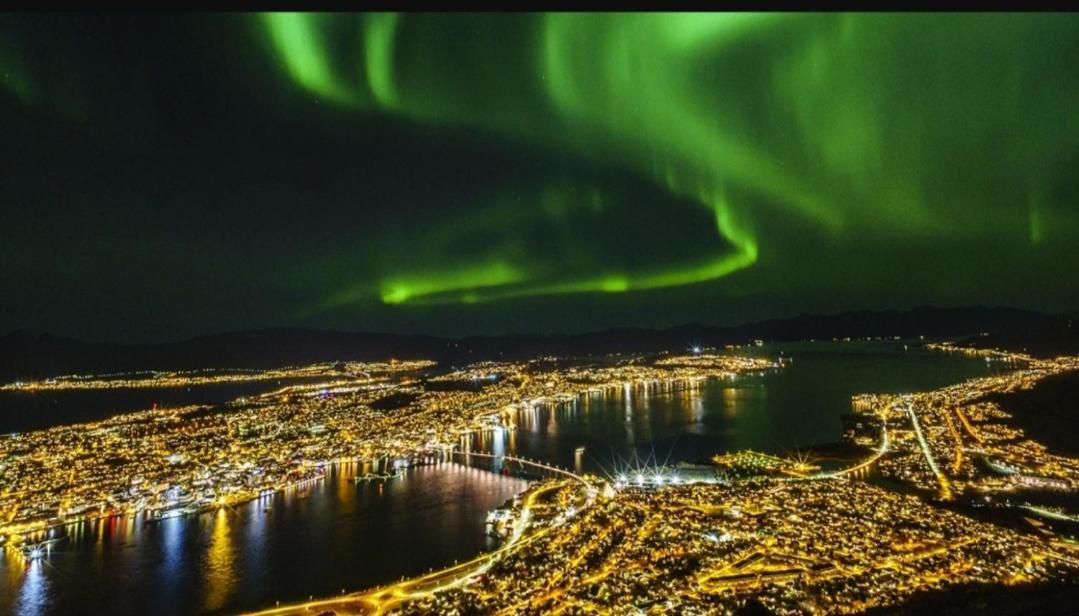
[451,450,590,486]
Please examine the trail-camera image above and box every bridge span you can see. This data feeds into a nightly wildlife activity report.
[451,449,590,486]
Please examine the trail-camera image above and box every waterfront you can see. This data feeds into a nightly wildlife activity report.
[0,462,529,615]
[0,342,1016,614]
[470,341,1012,474]
[0,376,334,434]
[255,345,1079,616]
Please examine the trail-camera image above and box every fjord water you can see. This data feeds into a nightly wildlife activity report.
[0,377,337,434]
[0,342,1007,615]
[3,463,529,616]
[473,341,1012,474]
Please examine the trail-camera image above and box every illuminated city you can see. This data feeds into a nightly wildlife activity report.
[0,353,775,540]
[3,343,1079,614]
[227,346,1079,615]
[2,11,1079,616]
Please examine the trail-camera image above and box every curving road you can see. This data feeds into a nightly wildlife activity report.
[242,463,591,616]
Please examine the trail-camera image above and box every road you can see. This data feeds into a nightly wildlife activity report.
[905,398,952,500]
[451,450,589,485]
[242,469,591,616]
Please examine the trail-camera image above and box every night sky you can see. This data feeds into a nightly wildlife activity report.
[2,13,1078,342]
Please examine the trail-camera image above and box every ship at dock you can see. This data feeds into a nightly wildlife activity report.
[149,486,205,521]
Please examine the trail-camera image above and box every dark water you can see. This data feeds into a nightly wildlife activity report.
[1,463,529,616]
[0,341,1008,615]
[469,341,1011,475]
[0,377,341,434]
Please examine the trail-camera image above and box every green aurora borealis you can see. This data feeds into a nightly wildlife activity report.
[1,13,1078,340]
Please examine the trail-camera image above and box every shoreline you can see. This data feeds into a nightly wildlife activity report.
[0,449,456,548]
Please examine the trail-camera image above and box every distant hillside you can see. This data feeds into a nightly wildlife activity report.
[981,368,1079,457]
[0,329,448,382]
[0,306,1058,381]
[962,313,1079,358]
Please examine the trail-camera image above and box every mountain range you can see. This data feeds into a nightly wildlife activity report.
[1,306,1074,382]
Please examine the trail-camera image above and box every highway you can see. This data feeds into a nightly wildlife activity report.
[905,398,952,500]
[813,411,890,480]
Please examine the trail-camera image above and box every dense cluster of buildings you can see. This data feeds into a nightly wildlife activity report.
[396,479,1078,614]
[0,360,435,391]
[0,353,772,542]
[845,353,1079,503]
[7,343,1079,614]
[336,348,1079,615]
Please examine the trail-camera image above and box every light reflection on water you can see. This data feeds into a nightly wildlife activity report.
[0,342,1005,615]
[203,509,234,613]
[0,463,529,615]
[464,342,1008,476]
[14,561,47,616]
